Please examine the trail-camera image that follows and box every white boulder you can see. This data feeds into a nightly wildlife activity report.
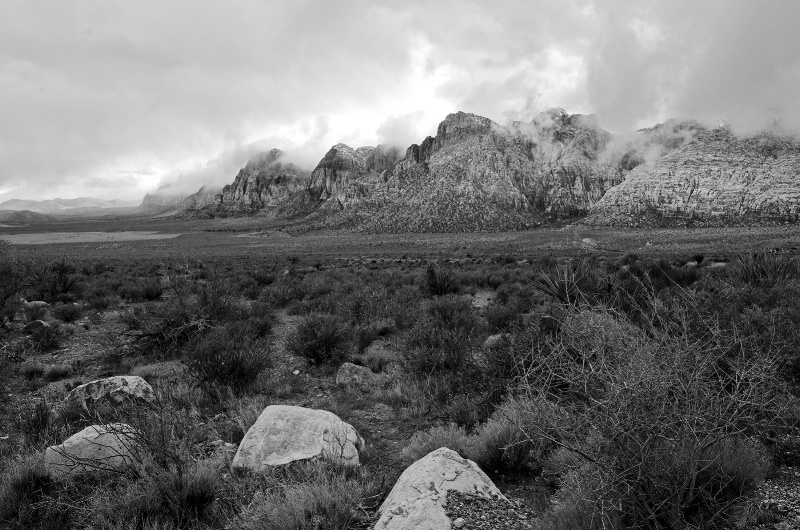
[232,405,364,471]
[65,375,156,412]
[45,423,141,477]
[375,447,508,530]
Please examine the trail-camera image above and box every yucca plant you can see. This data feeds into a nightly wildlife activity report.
[531,264,586,306]
[425,264,460,296]
[728,252,799,285]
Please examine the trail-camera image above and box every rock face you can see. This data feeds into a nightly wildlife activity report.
[231,405,364,471]
[216,149,311,214]
[45,423,141,476]
[588,128,800,226]
[375,447,507,530]
[65,376,156,412]
[303,143,403,213]
[179,185,223,210]
[307,144,378,208]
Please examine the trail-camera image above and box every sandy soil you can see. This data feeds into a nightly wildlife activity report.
[0,231,182,245]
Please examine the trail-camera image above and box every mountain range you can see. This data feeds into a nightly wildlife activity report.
[0,197,139,214]
[140,108,800,231]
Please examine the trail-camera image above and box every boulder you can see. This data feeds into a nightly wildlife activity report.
[232,405,364,471]
[375,447,508,530]
[581,237,599,247]
[23,320,50,333]
[65,375,156,412]
[483,333,508,350]
[45,423,141,477]
[335,362,377,390]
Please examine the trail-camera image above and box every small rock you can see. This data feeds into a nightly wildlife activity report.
[23,320,50,333]
[335,362,377,390]
[483,333,508,350]
[453,517,465,528]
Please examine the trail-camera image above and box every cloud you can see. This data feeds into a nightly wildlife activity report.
[376,111,428,148]
[584,0,800,133]
[2,0,799,201]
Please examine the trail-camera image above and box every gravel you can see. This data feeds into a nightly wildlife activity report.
[443,491,538,530]
[751,466,800,530]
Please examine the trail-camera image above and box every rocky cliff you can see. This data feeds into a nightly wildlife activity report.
[303,143,402,211]
[586,127,800,226]
[305,110,695,232]
[213,149,310,214]
[140,188,189,213]
[140,109,706,231]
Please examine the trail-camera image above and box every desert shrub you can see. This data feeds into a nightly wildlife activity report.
[87,294,115,311]
[401,424,472,463]
[52,303,81,323]
[43,364,71,382]
[404,295,482,376]
[30,322,62,352]
[518,306,786,529]
[14,398,56,447]
[338,288,380,325]
[361,346,392,373]
[485,301,524,332]
[424,263,460,296]
[251,269,275,287]
[469,397,568,474]
[0,253,37,325]
[120,279,165,302]
[22,303,47,323]
[692,279,800,386]
[538,462,620,530]
[382,284,423,329]
[0,297,22,325]
[261,280,307,308]
[185,323,270,394]
[728,252,799,285]
[20,362,46,380]
[285,313,350,365]
[120,306,145,330]
[33,257,79,302]
[138,266,240,357]
[236,462,387,530]
[0,454,55,525]
[647,258,700,289]
[352,324,378,353]
[90,458,222,528]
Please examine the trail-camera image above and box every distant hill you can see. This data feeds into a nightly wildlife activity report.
[0,197,139,213]
[0,209,52,224]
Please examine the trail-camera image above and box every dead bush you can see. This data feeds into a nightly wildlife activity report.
[516,302,788,529]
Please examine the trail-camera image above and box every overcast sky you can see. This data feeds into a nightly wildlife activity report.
[2,0,799,201]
